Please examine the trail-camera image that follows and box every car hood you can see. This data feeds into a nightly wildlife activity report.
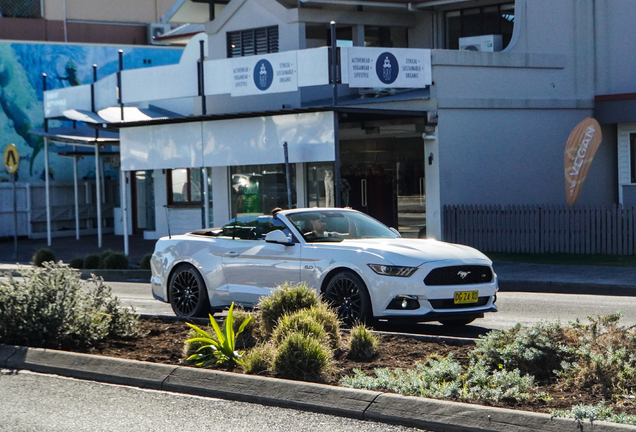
[335,238,492,267]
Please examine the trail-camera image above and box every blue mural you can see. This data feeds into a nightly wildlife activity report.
[0,42,182,182]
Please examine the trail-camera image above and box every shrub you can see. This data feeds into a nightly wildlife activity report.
[272,331,332,381]
[272,311,329,347]
[139,253,152,270]
[232,307,257,350]
[83,253,100,269]
[470,320,573,380]
[102,252,129,270]
[257,282,320,335]
[182,327,215,363]
[340,354,536,402]
[304,304,341,349]
[551,401,636,427]
[32,248,55,267]
[0,262,142,350]
[348,323,378,360]
[242,343,276,375]
[68,257,83,269]
[98,250,115,269]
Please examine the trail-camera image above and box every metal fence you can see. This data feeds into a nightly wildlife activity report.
[0,0,41,18]
[443,204,636,255]
[0,180,117,239]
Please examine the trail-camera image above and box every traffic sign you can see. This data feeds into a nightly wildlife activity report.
[4,144,19,174]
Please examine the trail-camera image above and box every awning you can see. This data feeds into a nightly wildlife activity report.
[595,93,636,124]
[30,126,119,147]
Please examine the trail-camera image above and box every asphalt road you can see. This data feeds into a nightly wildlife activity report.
[0,369,424,432]
[108,281,636,337]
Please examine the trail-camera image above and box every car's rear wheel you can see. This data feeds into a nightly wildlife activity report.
[168,264,210,318]
[324,270,372,327]
[438,317,476,327]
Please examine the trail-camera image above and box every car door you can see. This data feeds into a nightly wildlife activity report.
[221,216,301,306]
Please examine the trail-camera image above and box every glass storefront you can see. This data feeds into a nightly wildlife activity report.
[340,137,426,237]
[230,163,296,218]
[306,162,336,208]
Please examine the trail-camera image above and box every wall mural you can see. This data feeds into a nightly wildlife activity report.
[0,42,182,183]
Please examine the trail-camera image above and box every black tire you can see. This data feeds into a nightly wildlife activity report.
[168,264,210,318]
[323,270,372,327]
[438,317,476,327]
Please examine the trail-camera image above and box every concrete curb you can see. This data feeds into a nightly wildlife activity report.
[499,280,636,297]
[1,345,634,432]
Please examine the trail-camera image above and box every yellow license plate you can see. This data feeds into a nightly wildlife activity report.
[454,290,479,304]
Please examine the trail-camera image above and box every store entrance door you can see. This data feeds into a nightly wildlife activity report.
[340,137,425,237]
[130,170,155,235]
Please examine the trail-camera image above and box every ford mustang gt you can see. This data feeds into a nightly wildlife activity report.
[150,208,498,326]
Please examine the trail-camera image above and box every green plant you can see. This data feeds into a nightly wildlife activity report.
[242,343,276,375]
[98,250,115,269]
[185,302,252,367]
[550,401,636,426]
[232,306,257,349]
[272,311,329,347]
[340,354,536,402]
[0,262,142,350]
[348,323,378,360]
[31,248,55,267]
[102,252,129,270]
[257,282,320,335]
[139,253,152,270]
[68,257,83,269]
[182,327,215,361]
[304,304,341,349]
[272,331,332,381]
[83,253,100,269]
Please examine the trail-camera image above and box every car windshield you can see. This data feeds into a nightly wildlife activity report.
[286,210,398,242]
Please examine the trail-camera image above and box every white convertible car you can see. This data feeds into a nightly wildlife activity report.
[151,208,498,326]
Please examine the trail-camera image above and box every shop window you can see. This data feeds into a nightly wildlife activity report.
[306,162,336,208]
[227,26,279,58]
[230,164,296,218]
[364,26,408,48]
[167,168,203,205]
[445,3,514,50]
[305,24,353,48]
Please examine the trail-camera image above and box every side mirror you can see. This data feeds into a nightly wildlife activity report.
[265,230,294,245]
[389,227,401,237]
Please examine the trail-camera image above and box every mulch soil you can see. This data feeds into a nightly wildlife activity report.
[83,316,636,416]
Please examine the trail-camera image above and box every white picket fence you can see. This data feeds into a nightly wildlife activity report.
[443,204,636,255]
[0,180,117,239]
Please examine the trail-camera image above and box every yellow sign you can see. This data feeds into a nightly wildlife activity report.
[564,118,602,206]
[4,144,19,174]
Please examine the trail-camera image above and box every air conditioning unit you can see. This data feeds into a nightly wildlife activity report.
[459,35,502,52]
[148,23,172,45]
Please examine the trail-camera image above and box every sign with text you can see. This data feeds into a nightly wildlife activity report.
[564,117,602,206]
[231,51,298,96]
[345,47,432,88]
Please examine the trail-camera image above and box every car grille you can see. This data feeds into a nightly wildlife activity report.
[424,265,493,286]
[429,296,490,309]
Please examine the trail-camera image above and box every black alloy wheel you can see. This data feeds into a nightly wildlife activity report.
[168,264,210,318]
[324,270,372,327]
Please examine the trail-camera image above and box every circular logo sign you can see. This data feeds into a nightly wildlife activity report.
[3,144,19,174]
[376,52,399,85]
[254,59,274,91]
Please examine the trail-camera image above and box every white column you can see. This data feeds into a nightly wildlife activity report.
[121,169,129,256]
[203,167,210,228]
[424,135,441,240]
[73,153,80,240]
[44,137,51,246]
[95,144,102,248]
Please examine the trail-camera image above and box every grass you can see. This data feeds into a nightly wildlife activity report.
[486,253,636,268]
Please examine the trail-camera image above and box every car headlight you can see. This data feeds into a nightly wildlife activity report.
[368,264,417,277]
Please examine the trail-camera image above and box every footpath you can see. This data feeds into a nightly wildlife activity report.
[2,235,636,431]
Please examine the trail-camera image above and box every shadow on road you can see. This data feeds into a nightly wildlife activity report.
[372,321,492,339]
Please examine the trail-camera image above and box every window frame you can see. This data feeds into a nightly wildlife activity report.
[226,26,279,58]
[444,3,515,50]
[166,168,203,207]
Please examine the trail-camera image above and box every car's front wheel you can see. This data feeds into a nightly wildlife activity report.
[323,270,372,327]
[168,264,210,318]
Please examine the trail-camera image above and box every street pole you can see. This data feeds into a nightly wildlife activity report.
[12,172,17,260]
[283,142,292,209]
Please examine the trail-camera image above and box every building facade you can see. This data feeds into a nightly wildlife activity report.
[38,0,636,251]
